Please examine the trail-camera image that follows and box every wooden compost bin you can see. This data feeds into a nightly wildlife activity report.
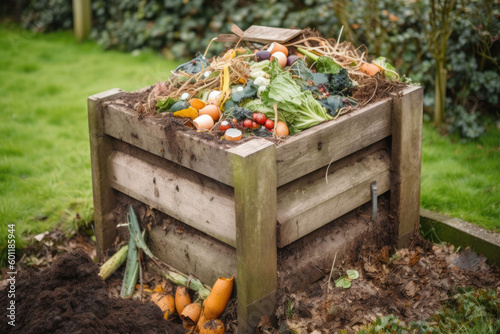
[88,85,423,333]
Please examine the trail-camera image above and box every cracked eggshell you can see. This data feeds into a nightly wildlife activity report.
[193,114,214,130]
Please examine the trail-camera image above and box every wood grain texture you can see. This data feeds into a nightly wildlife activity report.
[88,88,126,257]
[108,149,236,247]
[277,148,391,247]
[275,98,392,186]
[279,197,391,293]
[390,86,423,248]
[242,25,302,43]
[231,139,278,334]
[103,103,235,186]
[147,225,236,287]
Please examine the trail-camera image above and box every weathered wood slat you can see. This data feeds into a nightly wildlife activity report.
[104,104,235,186]
[279,197,390,293]
[108,150,236,247]
[148,225,236,287]
[242,25,303,43]
[390,86,423,247]
[277,149,391,247]
[88,88,126,257]
[275,98,392,186]
[231,140,278,334]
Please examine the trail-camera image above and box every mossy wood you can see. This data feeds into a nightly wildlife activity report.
[88,85,423,334]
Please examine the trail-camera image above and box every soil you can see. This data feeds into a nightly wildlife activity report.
[266,240,500,333]
[0,249,185,334]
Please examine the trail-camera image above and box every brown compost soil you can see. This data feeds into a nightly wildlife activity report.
[0,249,185,334]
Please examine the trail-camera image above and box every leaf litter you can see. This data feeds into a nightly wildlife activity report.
[262,238,500,334]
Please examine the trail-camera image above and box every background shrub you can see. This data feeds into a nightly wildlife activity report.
[17,0,500,139]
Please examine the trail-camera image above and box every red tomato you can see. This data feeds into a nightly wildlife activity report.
[219,121,231,131]
[252,121,260,129]
[243,119,253,128]
[252,113,258,121]
[264,119,274,130]
[255,113,267,125]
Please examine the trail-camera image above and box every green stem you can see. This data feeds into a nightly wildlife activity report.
[297,47,319,62]
[99,245,128,280]
[120,235,139,298]
[148,263,211,300]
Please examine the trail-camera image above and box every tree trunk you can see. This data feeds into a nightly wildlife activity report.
[434,60,447,128]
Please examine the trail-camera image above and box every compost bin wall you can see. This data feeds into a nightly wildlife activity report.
[88,85,423,334]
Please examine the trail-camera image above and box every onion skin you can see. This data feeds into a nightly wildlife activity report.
[286,55,299,66]
[276,121,289,137]
[255,50,271,62]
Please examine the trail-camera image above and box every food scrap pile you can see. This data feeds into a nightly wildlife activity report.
[139,27,407,141]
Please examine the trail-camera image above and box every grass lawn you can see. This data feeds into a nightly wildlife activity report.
[420,122,500,231]
[0,25,498,262]
[0,25,180,259]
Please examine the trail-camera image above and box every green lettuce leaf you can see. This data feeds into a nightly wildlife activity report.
[156,97,177,113]
[316,56,342,75]
[262,70,331,133]
[372,57,399,80]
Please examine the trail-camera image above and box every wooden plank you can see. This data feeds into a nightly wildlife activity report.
[108,149,236,247]
[275,98,392,186]
[390,86,423,248]
[243,25,303,44]
[104,103,235,186]
[277,149,391,247]
[279,197,390,293]
[230,140,278,334]
[88,88,126,258]
[147,224,236,286]
[72,0,91,42]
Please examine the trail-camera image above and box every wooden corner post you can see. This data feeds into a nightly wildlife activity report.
[88,88,125,258]
[230,140,278,334]
[391,86,423,248]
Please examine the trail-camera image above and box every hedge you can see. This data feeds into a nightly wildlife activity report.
[17,0,500,139]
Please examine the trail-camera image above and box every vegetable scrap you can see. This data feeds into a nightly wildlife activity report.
[139,27,407,141]
[109,205,235,332]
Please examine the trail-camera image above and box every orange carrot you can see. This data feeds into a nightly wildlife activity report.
[360,62,380,77]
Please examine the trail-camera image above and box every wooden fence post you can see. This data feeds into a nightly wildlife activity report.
[390,86,423,248]
[88,88,125,258]
[73,0,92,42]
[230,140,278,334]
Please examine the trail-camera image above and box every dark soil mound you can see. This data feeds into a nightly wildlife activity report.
[0,249,185,334]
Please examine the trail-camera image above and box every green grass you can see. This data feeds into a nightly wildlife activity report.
[0,25,180,260]
[421,122,500,231]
